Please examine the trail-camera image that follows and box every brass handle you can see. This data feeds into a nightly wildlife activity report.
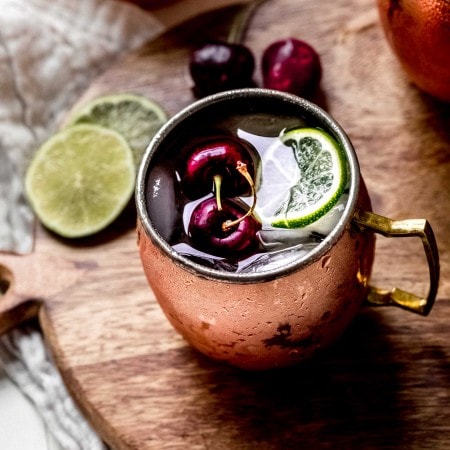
[354,210,440,316]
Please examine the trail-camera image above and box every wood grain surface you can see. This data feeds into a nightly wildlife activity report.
[1,0,450,448]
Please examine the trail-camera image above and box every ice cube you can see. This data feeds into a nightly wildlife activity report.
[238,244,310,274]
[172,243,239,272]
[146,164,181,242]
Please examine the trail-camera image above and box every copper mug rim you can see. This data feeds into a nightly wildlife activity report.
[136,88,362,283]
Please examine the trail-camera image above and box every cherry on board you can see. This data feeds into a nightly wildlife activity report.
[262,38,322,99]
[189,41,255,98]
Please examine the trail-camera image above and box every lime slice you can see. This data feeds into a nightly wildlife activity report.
[255,127,347,229]
[66,93,167,166]
[25,124,135,238]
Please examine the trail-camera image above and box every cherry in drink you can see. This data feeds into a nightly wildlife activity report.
[145,96,349,274]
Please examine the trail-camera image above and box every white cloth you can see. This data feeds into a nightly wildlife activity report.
[0,360,64,449]
[0,0,167,448]
[0,326,105,450]
[0,0,165,254]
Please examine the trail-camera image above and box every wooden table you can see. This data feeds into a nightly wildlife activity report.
[1,0,449,448]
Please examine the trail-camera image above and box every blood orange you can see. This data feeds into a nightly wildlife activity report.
[377,0,450,102]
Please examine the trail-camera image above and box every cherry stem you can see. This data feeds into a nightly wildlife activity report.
[213,174,223,210]
[222,161,257,231]
[227,0,267,44]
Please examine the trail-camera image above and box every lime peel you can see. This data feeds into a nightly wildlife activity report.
[269,127,348,229]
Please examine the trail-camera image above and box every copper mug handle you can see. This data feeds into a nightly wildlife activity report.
[354,210,439,316]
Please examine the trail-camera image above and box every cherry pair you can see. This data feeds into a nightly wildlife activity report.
[182,136,261,259]
[189,38,322,100]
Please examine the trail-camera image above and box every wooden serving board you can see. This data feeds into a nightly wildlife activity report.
[1,1,450,448]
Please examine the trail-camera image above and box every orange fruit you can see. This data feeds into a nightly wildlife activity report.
[377,0,450,102]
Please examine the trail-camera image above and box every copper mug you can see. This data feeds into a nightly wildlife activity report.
[136,89,439,370]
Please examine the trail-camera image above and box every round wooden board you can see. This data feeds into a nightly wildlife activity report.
[1,1,450,449]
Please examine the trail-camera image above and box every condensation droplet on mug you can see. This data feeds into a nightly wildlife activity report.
[136,228,141,246]
[240,309,250,318]
[294,287,307,303]
[180,272,194,286]
[321,255,332,269]
[198,315,216,327]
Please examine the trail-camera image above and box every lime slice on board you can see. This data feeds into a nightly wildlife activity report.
[255,127,347,229]
[66,93,167,167]
[25,124,136,238]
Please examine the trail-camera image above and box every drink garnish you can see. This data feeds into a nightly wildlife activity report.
[269,127,347,228]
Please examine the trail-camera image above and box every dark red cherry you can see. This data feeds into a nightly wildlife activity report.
[183,136,256,200]
[188,197,261,258]
[262,38,322,99]
[189,41,255,98]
